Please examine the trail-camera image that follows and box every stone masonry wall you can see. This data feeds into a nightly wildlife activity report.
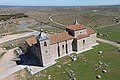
[50,43,58,60]
[67,39,73,54]
[74,29,87,37]
[77,37,90,52]
[40,39,54,66]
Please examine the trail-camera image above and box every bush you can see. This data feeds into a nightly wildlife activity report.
[0,13,28,21]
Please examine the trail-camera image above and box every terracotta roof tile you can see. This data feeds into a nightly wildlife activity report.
[25,36,37,46]
[76,34,89,39]
[87,28,96,35]
[66,24,86,31]
[50,32,74,44]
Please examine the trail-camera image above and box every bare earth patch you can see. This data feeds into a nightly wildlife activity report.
[0,48,17,73]
[4,69,28,80]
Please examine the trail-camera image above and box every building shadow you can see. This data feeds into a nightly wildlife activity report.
[16,54,42,66]
[15,44,42,67]
[16,53,41,66]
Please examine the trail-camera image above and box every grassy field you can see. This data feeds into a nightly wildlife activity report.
[35,27,64,34]
[0,6,120,35]
[26,11,51,23]
[25,6,120,33]
[96,24,120,41]
[31,42,120,80]
[8,42,120,80]
[10,30,32,35]
[51,10,118,28]
[0,25,17,34]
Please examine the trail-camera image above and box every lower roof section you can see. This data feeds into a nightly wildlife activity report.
[49,32,74,44]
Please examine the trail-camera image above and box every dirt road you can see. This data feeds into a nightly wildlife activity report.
[97,38,120,47]
[0,31,39,44]
[49,14,67,27]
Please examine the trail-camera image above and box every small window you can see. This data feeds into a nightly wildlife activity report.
[62,45,64,49]
[83,40,85,44]
[44,42,47,46]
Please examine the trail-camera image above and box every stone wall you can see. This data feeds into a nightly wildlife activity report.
[40,39,54,66]
[89,33,97,46]
[67,39,73,54]
[74,29,87,37]
[77,37,90,52]
[77,33,97,52]
[66,28,87,37]
[50,39,73,60]
[58,41,67,57]
[50,43,58,60]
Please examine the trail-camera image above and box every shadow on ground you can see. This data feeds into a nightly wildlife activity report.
[16,52,42,67]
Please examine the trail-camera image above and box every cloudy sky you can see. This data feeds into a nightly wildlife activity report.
[0,0,120,6]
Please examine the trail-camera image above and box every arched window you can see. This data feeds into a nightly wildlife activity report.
[44,42,47,46]
[62,45,64,49]
[83,40,85,44]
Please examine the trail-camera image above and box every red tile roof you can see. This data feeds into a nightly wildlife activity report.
[25,36,37,46]
[25,27,96,45]
[50,32,74,44]
[87,28,96,35]
[76,34,89,39]
[66,24,86,31]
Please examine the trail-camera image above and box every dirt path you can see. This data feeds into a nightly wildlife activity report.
[0,48,27,80]
[97,38,120,47]
[95,22,120,29]
[0,48,17,73]
[0,31,38,44]
[49,14,67,27]
[49,14,120,30]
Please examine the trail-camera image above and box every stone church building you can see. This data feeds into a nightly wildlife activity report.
[25,23,97,67]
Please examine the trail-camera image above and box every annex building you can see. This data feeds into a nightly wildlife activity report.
[25,23,98,67]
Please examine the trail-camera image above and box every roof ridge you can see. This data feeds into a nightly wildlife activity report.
[50,32,74,44]
[66,24,86,31]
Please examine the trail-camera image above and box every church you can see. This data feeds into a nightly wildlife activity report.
[25,22,98,67]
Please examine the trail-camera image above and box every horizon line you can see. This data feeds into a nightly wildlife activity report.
[0,4,120,7]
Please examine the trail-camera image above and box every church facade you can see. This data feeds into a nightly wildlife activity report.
[25,24,97,67]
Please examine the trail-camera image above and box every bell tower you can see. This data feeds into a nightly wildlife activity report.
[37,32,54,67]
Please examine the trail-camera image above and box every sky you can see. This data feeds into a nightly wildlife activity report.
[0,0,120,6]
